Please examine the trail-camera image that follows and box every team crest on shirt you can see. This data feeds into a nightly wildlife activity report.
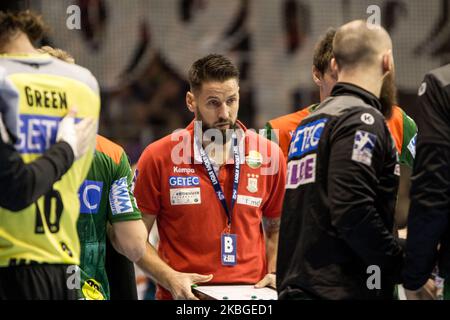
[246,174,259,193]
[246,151,263,169]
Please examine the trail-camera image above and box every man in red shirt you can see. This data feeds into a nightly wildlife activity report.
[134,54,286,300]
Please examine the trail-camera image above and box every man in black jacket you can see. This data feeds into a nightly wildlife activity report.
[403,64,450,300]
[277,20,404,300]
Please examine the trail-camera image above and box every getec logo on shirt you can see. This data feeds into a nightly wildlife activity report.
[15,114,81,154]
[169,176,200,187]
[79,180,104,214]
[16,114,60,154]
[288,118,328,160]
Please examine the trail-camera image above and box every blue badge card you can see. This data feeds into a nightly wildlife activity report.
[221,234,237,266]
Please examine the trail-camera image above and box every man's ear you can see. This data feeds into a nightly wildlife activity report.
[186,91,195,113]
[330,58,338,74]
[382,50,393,75]
[312,66,322,86]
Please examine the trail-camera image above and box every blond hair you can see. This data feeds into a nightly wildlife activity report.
[38,46,75,64]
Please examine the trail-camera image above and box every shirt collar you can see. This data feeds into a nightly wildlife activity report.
[0,53,53,66]
[331,82,382,112]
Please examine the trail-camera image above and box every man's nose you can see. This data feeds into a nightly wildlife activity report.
[217,102,229,120]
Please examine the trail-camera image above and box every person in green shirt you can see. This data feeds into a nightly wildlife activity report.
[77,134,147,300]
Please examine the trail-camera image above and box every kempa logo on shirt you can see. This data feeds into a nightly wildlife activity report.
[173,166,195,174]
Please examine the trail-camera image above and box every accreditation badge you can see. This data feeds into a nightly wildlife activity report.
[221,233,237,266]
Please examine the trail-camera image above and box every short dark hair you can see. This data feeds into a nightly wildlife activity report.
[0,10,48,50]
[188,54,239,92]
[312,28,336,75]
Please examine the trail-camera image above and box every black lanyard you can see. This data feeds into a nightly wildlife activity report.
[195,133,240,228]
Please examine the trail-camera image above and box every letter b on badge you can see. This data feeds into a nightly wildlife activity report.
[224,236,233,253]
[221,234,237,266]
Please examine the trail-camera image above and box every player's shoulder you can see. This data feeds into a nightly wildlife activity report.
[245,128,284,160]
[51,57,99,94]
[338,103,385,124]
[392,105,417,128]
[267,106,312,130]
[95,135,125,165]
[140,130,191,163]
[426,64,450,86]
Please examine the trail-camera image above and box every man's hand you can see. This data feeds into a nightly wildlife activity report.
[255,273,276,289]
[167,271,213,300]
[57,109,97,159]
[405,279,437,300]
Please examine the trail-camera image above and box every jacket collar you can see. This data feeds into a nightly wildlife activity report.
[331,82,382,112]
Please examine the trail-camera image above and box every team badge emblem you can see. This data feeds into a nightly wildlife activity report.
[246,150,263,169]
[246,174,259,193]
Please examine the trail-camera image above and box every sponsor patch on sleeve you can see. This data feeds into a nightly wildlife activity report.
[110,177,133,215]
[351,130,377,166]
[407,133,417,159]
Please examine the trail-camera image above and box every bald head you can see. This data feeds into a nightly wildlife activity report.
[333,20,392,71]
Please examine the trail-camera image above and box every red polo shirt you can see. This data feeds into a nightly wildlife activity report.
[134,121,286,299]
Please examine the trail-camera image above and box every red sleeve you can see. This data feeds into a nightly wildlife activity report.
[134,144,162,215]
[261,142,286,219]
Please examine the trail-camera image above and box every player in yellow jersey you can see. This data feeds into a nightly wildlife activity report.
[0,11,100,299]
[1,77,95,211]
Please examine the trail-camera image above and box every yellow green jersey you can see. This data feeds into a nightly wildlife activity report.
[0,53,100,267]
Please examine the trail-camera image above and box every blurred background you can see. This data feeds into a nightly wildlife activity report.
[2,0,450,164]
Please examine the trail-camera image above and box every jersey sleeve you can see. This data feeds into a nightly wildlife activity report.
[261,142,286,219]
[399,112,418,168]
[0,126,74,212]
[0,66,19,141]
[134,145,162,215]
[261,122,278,145]
[415,72,450,147]
[327,108,403,274]
[108,150,142,223]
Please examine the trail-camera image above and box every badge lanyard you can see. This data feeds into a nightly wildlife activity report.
[195,133,240,232]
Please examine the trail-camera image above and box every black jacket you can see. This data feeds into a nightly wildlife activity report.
[277,83,403,300]
[0,128,74,211]
[403,64,450,290]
